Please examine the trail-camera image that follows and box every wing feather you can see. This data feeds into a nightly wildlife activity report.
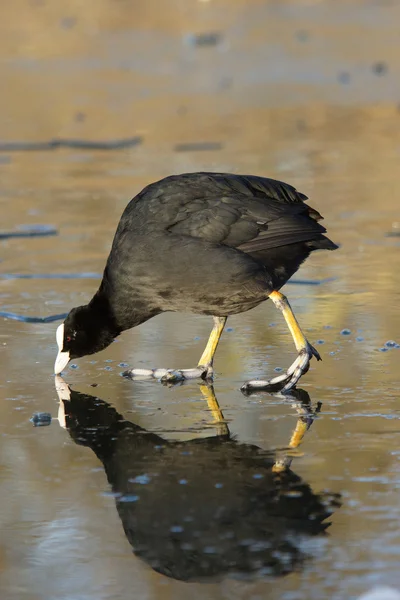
[121,172,328,252]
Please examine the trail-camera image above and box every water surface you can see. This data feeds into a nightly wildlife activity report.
[1,1,400,599]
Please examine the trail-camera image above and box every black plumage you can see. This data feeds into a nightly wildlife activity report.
[55,172,337,391]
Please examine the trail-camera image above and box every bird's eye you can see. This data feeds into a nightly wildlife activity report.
[66,336,72,343]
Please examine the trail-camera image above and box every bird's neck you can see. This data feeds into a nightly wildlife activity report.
[94,273,161,330]
[87,291,121,341]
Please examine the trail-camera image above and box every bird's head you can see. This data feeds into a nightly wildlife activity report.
[54,305,117,374]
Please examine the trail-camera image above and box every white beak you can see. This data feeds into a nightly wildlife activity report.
[54,323,70,374]
[54,351,70,375]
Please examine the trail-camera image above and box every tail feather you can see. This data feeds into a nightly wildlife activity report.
[306,235,338,251]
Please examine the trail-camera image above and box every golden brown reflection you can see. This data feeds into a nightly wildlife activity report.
[55,376,340,582]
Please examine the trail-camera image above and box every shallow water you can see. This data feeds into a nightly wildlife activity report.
[1,1,400,599]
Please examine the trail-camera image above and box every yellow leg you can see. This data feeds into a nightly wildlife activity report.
[127,316,226,384]
[241,291,321,393]
[198,316,227,369]
[269,291,308,352]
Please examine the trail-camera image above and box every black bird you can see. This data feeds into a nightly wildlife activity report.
[54,172,337,392]
[55,377,340,581]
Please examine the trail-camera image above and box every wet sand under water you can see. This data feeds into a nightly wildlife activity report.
[1,1,400,599]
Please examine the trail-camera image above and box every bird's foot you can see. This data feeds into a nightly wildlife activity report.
[241,342,321,395]
[123,364,214,384]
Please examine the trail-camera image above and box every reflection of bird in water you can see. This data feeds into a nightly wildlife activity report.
[55,377,340,582]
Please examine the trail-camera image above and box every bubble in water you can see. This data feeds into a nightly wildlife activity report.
[385,340,397,348]
[283,490,303,498]
[183,516,194,523]
[316,339,325,345]
[180,542,194,550]
[338,71,351,84]
[340,329,351,336]
[130,474,151,485]
[119,494,140,503]
[30,412,52,426]
[170,525,184,533]
[203,546,218,554]
[356,337,364,342]
[296,30,309,43]
[379,347,388,352]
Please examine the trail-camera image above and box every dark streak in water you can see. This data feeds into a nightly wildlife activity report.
[0,136,142,152]
[0,312,68,323]
[286,277,336,285]
[174,142,223,152]
[0,273,101,279]
[0,225,58,239]
[186,32,222,47]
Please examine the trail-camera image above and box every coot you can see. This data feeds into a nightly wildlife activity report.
[54,172,337,392]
